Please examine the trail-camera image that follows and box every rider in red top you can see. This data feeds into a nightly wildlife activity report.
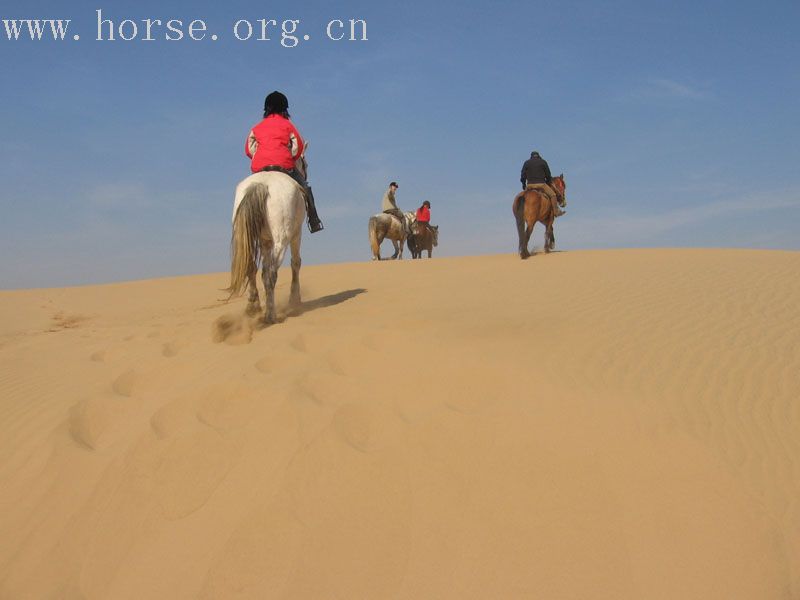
[245,91,323,232]
[415,201,431,225]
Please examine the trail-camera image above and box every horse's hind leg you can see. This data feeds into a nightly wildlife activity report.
[289,236,302,310]
[516,212,531,259]
[245,266,260,315]
[524,221,534,257]
[545,220,555,253]
[261,242,281,324]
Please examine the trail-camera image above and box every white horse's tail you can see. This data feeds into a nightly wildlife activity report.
[368,216,380,259]
[227,183,268,297]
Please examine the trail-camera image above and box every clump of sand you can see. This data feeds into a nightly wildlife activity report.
[0,249,798,598]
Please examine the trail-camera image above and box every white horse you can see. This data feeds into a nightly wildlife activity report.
[226,160,306,324]
[368,211,415,260]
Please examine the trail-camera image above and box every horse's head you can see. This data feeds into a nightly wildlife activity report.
[432,225,439,247]
[553,174,566,207]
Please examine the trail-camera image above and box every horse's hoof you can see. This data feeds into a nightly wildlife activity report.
[245,303,261,316]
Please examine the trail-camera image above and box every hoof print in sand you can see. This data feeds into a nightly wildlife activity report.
[68,397,124,451]
[333,404,373,452]
[162,342,179,357]
[289,334,307,353]
[212,314,255,345]
[112,370,137,397]
[48,311,88,331]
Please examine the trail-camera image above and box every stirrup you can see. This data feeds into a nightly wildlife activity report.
[308,220,324,233]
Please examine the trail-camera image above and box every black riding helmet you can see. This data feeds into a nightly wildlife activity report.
[264,91,289,116]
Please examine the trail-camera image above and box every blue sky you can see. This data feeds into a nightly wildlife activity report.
[1,0,798,288]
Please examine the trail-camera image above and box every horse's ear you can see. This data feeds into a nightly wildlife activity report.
[559,173,563,178]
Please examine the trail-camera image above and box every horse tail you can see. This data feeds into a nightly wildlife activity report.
[513,192,529,257]
[513,193,527,230]
[226,183,268,296]
[368,216,380,259]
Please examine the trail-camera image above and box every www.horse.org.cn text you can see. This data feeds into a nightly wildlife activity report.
[1,10,368,47]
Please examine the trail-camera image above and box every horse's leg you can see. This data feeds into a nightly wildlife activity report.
[261,241,280,324]
[515,198,530,259]
[548,221,556,251]
[544,218,554,253]
[289,234,301,309]
[524,220,534,257]
[391,239,399,260]
[245,265,260,315]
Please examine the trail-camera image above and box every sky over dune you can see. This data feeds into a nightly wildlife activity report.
[1,0,798,287]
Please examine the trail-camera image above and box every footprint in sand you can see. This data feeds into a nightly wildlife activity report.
[326,354,348,376]
[288,382,323,407]
[212,314,255,345]
[332,404,373,452]
[289,334,307,353]
[112,370,137,397]
[49,311,89,331]
[254,358,272,373]
[254,354,290,374]
[150,396,196,440]
[68,396,128,451]
[196,382,262,433]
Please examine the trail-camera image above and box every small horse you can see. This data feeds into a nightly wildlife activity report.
[368,211,415,260]
[409,223,439,259]
[512,174,567,259]
[226,160,307,324]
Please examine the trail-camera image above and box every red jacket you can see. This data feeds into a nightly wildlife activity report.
[245,114,305,172]
[416,206,430,223]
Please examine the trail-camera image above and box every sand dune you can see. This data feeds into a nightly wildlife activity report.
[0,249,798,599]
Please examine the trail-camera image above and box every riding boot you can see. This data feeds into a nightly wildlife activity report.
[304,186,324,233]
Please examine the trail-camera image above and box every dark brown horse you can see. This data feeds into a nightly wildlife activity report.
[512,174,566,259]
[408,223,438,258]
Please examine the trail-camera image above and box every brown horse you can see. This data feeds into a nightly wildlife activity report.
[408,223,438,259]
[512,174,566,259]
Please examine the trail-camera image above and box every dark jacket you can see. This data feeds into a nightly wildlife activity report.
[521,154,552,185]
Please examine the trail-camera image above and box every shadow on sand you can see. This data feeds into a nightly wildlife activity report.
[213,288,367,344]
[291,288,367,316]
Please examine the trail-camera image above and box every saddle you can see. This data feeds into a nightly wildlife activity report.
[260,165,304,188]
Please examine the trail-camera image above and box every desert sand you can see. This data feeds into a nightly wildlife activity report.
[0,248,798,599]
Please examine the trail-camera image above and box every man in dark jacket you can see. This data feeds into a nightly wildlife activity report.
[520,151,564,217]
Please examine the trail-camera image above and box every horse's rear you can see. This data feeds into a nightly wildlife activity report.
[513,175,565,259]
[410,223,438,258]
[228,171,306,323]
[368,212,409,260]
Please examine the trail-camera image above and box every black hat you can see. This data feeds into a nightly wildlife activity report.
[531,151,540,157]
[264,91,289,114]
[422,200,431,207]
[390,181,398,188]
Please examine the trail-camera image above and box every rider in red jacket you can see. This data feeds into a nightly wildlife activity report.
[245,91,323,232]
[415,201,431,225]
